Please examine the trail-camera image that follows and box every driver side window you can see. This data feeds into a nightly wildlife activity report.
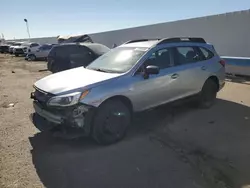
[137,48,172,73]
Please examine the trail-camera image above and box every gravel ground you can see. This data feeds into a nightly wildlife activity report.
[0,54,250,188]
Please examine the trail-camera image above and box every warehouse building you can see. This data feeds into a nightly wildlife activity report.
[13,9,250,57]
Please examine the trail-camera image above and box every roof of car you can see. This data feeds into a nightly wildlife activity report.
[56,42,110,56]
[81,43,110,55]
[120,38,208,48]
[120,40,159,48]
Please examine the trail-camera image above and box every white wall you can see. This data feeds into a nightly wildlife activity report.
[11,9,250,57]
[89,10,250,57]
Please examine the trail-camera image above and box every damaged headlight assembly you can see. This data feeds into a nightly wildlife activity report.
[47,90,90,107]
[45,90,91,128]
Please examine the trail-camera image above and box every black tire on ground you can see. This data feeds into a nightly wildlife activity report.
[92,99,131,145]
[51,65,59,73]
[28,54,36,61]
[15,54,19,57]
[198,79,218,108]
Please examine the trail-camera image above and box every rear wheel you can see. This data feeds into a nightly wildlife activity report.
[92,99,131,145]
[50,64,59,73]
[15,54,19,57]
[198,79,218,108]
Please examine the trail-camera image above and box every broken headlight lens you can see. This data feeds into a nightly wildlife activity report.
[47,92,82,107]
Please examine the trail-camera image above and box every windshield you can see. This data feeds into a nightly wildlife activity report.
[13,43,22,46]
[22,43,31,47]
[39,44,52,50]
[7,42,15,45]
[86,47,147,73]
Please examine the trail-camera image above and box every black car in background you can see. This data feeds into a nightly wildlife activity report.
[0,45,9,53]
[47,43,110,73]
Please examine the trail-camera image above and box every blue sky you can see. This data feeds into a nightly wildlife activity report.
[1,0,249,39]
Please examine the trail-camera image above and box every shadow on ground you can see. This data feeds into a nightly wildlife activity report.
[226,74,250,85]
[29,99,250,188]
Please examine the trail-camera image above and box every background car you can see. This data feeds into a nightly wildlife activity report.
[9,42,23,54]
[57,34,93,44]
[0,45,10,53]
[47,42,110,73]
[26,44,56,61]
[13,42,40,56]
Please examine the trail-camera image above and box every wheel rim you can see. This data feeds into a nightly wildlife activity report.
[102,109,128,139]
[29,55,35,61]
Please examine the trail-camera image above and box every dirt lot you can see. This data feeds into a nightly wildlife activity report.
[0,54,250,188]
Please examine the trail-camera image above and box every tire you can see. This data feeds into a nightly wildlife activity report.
[28,54,36,61]
[51,64,59,73]
[15,54,18,57]
[92,99,131,145]
[198,79,217,108]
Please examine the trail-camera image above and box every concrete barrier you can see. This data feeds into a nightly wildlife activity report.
[221,56,250,76]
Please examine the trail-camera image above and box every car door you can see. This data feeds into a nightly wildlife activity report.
[170,46,211,99]
[30,43,40,53]
[129,47,184,111]
[35,46,45,58]
[38,45,51,58]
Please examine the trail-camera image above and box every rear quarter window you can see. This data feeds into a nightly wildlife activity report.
[199,47,214,60]
[49,46,69,58]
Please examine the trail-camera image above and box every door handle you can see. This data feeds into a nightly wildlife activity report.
[171,73,179,79]
[201,66,207,70]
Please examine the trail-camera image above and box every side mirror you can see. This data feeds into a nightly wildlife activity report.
[145,65,159,75]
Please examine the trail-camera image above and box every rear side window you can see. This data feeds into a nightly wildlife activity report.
[69,45,94,67]
[31,43,39,47]
[40,45,53,50]
[199,47,214,60]
[174,47,200,65]
[49,46,68,58]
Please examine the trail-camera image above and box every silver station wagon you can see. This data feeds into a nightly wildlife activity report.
[31,37,225,144]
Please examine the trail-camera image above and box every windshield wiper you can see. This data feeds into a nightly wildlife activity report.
[88,67,119,73]
[90,68,109,72]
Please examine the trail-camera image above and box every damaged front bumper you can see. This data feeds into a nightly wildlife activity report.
[32,100,95,136]
[33,101,63,124]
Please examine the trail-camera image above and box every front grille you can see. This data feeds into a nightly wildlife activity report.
[34,89,54,105]
[33,90,67,116]
[15,49,23,52]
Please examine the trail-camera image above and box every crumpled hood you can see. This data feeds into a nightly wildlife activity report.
[34,67,121,94]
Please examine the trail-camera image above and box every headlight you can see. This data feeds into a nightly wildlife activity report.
[47,90,89,107]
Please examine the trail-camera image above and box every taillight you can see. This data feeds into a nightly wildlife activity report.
[219,59,225,67]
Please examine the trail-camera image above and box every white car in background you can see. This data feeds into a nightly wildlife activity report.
[9,42,23,54]
[26,44,56,61]
[13,42,40,56]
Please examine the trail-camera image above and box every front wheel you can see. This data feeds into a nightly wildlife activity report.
[28,54,36,61]
[92,99,131,145]
[198,79,218,108]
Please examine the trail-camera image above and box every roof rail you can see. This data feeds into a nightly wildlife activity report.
[124,39,161,44]
[122,37,206,46]
[157,37,206,45]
